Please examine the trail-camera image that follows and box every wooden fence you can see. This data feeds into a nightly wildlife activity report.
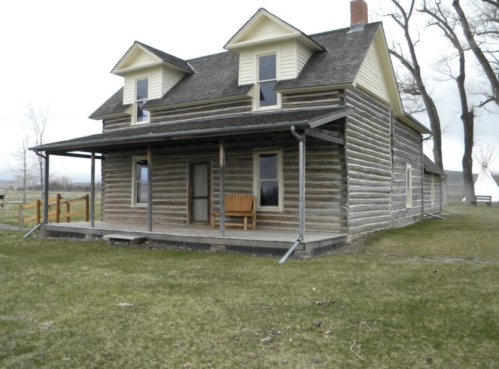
[19,194,89,231]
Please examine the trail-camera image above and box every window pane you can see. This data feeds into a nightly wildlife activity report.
[137,182,149,204]
[259,54,276,81]
[136,160,148,181]
[137,101,149,122]
[259,154,277,179]
[136,79,148,100]
[259,81,277,107]
[260,180,279,206]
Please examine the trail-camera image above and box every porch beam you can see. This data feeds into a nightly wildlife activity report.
[219,140,225,237]
[147,145,153,232]
[48,152,104,159]
[90,152,95,228]
[305,128,345,145]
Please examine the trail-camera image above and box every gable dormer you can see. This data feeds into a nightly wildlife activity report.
[111,42,194,124]
[225,9,324,110]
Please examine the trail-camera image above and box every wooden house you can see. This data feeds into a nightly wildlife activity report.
[31,1,443,258]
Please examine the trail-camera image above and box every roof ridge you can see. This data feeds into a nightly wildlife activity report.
[309,21,382,37]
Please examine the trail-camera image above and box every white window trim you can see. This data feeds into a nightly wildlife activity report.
[254,52,282,111]
[131,156,148,207]
[132,76,151,125]
[253,150,284,211]
[406,163,413,208]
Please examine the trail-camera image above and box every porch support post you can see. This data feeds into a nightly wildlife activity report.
[147,145,153,232]
[299,133,306,241]
[43,153,50,224]
[219,140,225,237]
[90,152,95,228]
[291,127,306,241]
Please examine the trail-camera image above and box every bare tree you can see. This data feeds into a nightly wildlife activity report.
[420,0,476,204]
[9,129,35,203]
[452,0,499,107]
[26,103,51,192]
[383,0,445,171]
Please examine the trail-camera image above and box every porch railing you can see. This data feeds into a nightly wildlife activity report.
[18,194,89,231]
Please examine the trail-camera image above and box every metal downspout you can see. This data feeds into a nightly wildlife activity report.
[279,126,305,264]
[421,134,433,218]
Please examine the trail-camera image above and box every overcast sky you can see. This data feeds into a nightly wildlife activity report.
[1,0,497,182]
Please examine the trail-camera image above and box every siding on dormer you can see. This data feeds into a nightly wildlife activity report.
[238,41,305,85]
[123,66,185,105]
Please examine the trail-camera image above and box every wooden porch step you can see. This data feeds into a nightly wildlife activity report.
[103,234,146,245]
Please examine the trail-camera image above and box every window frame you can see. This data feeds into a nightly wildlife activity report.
[131,156,149,207]
[133,76,150,125]
[253,150,284,211]
[255,52,281,111]
[406,163,413,208]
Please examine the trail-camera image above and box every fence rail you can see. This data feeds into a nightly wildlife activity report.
[19,194,89,231]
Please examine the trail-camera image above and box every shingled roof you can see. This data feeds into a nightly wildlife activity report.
[144,52,252,109]
[424,154,446,176]
[135,42,194,74]
[89,88,129,120]
[276,23,381,90]
[90,23,381,119]
[34,107,351,153]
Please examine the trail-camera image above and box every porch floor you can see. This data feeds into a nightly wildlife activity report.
[42,221,347,257]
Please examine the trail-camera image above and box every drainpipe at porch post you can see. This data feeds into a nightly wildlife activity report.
[43,153,50,224]
[90,152,95,228]
[219,140,226,237]
[292,126,305,241]
[279,127,305,264]
[147,145,153,232]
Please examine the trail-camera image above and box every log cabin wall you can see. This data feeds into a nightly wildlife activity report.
[424,173,441,214]
[102,89,344,132]
[344,88,392,235]
[390,119,424,228]
[100,132,346,233]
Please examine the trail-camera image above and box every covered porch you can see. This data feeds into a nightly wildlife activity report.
[31,107,352,259]
[42,221,347,258]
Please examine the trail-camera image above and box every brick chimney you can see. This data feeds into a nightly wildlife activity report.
[351,0,368,26]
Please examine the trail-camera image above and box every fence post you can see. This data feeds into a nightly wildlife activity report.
[36,200,41,225]
[56,194,61,223]
[85,194,89,222]
[67,202,71,223]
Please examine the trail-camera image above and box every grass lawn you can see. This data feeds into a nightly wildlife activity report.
[0,203,498,368]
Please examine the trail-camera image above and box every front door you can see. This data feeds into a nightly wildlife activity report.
[190,163,210,223]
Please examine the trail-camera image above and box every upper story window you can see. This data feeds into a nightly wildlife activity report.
[258,54,278,109]
[135,78,149,124]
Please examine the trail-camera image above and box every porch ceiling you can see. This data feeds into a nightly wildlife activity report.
[30,107,353,156]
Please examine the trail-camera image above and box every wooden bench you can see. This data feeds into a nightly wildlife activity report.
[473,195,492,207]
[0,195,4,208]
[212,194,256,231]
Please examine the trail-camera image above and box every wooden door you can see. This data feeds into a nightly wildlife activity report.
[190,163,210,223]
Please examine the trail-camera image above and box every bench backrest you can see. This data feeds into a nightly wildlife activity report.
[225,194,255,212]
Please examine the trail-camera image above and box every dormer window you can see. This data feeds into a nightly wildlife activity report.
[135,78,149,124]
[258,54,278,109]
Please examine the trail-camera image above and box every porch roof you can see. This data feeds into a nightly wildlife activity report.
[31,106,352,154]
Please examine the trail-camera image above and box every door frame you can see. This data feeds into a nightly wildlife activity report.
[188,160,211,224]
